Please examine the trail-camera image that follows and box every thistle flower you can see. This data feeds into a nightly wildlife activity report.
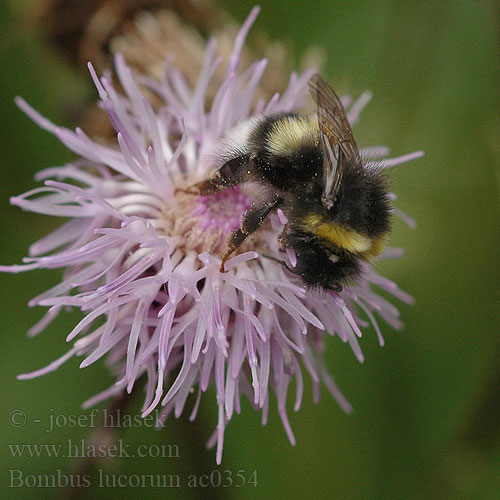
[2,7,423,464]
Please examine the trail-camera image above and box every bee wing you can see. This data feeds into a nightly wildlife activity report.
[308,74,361,208]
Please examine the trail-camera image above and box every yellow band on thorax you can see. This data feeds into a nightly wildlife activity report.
[266,116,318,155]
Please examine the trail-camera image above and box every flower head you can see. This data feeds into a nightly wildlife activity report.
[2,7,422,463]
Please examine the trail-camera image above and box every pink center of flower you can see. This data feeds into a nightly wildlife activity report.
[161,186,253,254]
[192,187,252,234]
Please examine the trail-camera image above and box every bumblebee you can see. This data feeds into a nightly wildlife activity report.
[186,74,391,292]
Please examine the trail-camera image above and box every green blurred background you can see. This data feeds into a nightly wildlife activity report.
[1,1,499,498]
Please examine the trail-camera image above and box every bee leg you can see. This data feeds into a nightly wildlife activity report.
[278,225,290,249]
[179,155,251,195]
[220,196,282,272]
[328,282,343,293]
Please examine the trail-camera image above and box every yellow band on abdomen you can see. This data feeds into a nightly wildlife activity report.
[302,214,387,259]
